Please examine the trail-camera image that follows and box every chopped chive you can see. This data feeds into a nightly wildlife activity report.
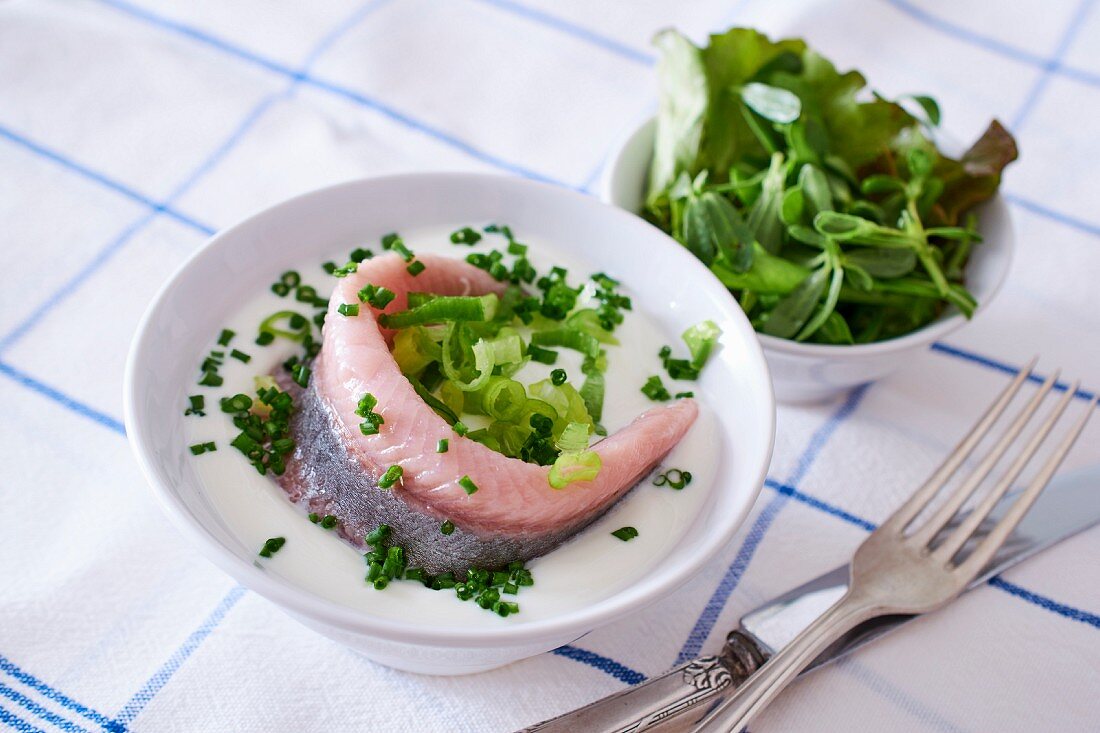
[357,284,397,309]
[337,303,360,317]
[291,363,310,388]
[526,344,558,365]
[184,394,206,416]
[550,368,567,386]
[350,247,373,263]
[230,348,251,363]
[220,394,253,413]
[365,524,391,546]
[450,227,482,245]
[440,520,455,535]
[494,601,519,617]
[281,271,301,287]
[611,526,639,542]
[405,567,429,585]
[381,232,400,249]
[217,329,235,346]
[332,261,358,278]
[507,241,527,255]
[406,260,426,276]
[437,438,449,453]
[308,513,321,523]
[198,371,223,387]
[320,514,338,529]
[295,285,317,303]
[373,577,389,590]
[322,261,337,274]
[392,241,414,263]
[453,421,468,436]
[641,375,671,401]
[377,465,403,489]
[255,331,275,346]
[271,282,290,297]
[459,475,479,495]
[271,437,295,454]
[674,391,695,399]
[359,421,380,436]
[259,537,286,557]
[188,441,216,455]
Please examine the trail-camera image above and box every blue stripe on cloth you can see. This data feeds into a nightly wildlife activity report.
[0,0,393,357]
[0,655,116,731]
[761,473,1100,632]
[931,343,1098,402]
[764,478,877,532]
[0,124,213,236]
[1006,193,1100,239]
[0,211,158,355]
[113,586,246,726]
[1011,0,1097,129]
[989,577,1100,630]
[0,683,91,733]
[837,659,967,733]
[0,361,125,435]
[880,0,1061,70]
[466,0,655,65]
[551,646,647,685]
[94,0,573,188]
[675,385,870,664]
[0,706,47,733]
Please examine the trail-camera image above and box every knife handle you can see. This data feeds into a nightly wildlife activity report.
[517,631,768,733]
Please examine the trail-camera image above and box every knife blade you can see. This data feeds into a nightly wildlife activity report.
[519,464,1100,733]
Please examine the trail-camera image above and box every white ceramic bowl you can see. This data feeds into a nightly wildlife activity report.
[601,118,1015,404]
[124,173,775,675]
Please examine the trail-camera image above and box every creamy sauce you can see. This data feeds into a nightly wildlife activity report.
[187,227,720,627]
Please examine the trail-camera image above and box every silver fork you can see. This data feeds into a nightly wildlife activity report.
[691,360,1097,733]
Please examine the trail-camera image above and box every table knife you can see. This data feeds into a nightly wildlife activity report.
[520,464,1100,733]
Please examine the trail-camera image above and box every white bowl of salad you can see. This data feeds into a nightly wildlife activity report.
[601,28,1016,404]
[125,172,775,675]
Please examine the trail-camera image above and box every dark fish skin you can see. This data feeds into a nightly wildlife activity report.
[275,372,615,575]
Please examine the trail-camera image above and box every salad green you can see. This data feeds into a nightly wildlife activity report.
[645,28,1018,344]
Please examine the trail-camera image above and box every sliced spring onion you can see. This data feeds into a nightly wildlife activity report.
[548,450,601,489]
[682,320,722,369]
[259,311,311,343]
[529,327,600,359]
[408,375,459,425]
[441,327,494,392]
[392,326,443,376]
[555,422,591,453]
[379,294,499,329]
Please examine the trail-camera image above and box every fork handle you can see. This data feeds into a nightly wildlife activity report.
[690,592,881,732]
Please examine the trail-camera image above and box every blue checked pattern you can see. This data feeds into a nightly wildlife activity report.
[0,0,1098,730]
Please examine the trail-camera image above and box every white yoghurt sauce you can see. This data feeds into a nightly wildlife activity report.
[188,226,720,627]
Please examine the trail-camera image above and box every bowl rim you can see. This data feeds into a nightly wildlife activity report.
[599,115,1015,359]
[124,171,776,647]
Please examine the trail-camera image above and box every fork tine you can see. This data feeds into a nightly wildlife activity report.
[880,357,1038,534]
[909,369,1060,547]
[932,381,1079,564]
[958,393,1098,578]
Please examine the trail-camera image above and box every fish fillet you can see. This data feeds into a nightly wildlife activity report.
[276,253,698,573]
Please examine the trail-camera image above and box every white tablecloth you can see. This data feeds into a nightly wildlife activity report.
[1,0,1098,730]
